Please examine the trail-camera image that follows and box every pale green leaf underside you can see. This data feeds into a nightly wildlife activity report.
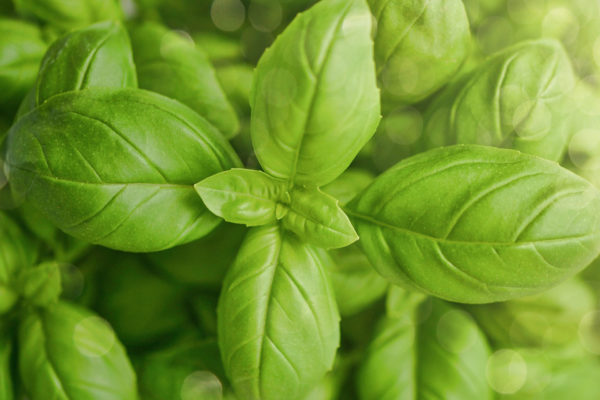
[218,226,340,400]
[349,145,600,303]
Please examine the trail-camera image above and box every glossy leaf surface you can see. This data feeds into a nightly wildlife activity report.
[130,22,239,137]
[34,21,137,107]
[282,187,358,249]
[251,0,380,186]
[418,40,576,161]
[218,226,340,400]
[195,169,287,227]
[348,145,600,303]
[368,0,471,105]
[6,88,241,252]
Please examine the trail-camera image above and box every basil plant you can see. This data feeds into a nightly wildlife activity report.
[1,0,600,399]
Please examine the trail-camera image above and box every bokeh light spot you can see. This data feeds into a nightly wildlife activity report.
[486,349,528,394]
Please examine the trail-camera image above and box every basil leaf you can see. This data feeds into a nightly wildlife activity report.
[251,0,380,186]
[357,299,492,400]
[368,0,471,105]
[348,145,600,303]
[385,285,427,319]
[418,39,576,161]
[136,338,227,400]
[195,169,288,227]
[497,346,600,400]
[93,252,193,347]
[16,262,62,308]
[219,226,340,400]
[34,21,137,107]
[0,212,37,315]
[13,0,122,32]
[0,18,47,116]
[326,244,388,316]
[283,187,358,249]
[465,277,595,348]
[0,331,12,400]
[130,22,239,138]
[6,88,242,252]
[145,222,247,289]
[321,169,375,206]
[18,301,137,400]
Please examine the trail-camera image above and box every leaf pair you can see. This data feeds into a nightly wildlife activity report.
[196,169,357,249]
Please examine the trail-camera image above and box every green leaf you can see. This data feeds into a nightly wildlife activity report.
[348,145,600,303]
[195,169,288,227]
[326,244,388,316]
[496,346,600,400]
[16,262,62,308]
[145,222,247,289]
[218,226,340,400]
[34,21,137,107]
[0,331,13,400]
[0,212,37,315]
[283,187,358,249]
[251,0,380,186]
[321,169,374,206]
[130,22,239,138]
[18,301,137,400]
[13,0,122,32]
[368,0,471,105]
[385,285,427,319]
[0,18,47,115]
[93,252,193,347]
[6,88,242,252]
[417,39,576,161]
[357,299,492,400]
[136,338,227,400]
[465,277,596,348]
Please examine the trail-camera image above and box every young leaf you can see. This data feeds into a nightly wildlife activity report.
[348,145,600,303]
[130,22,239,138]
[368,0,471,105]
[18,301,138,400]
[283,187,358,249]
[34,21,137,107]
[5,88,242,252]
[418,39,576,161]
[251,0,380,187]
[195,169,288,226]
[218,226,340,400]
[357,299,492,400]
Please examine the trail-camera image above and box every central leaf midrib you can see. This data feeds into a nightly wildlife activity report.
[287,2,354,185]
[346,208,598,246]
